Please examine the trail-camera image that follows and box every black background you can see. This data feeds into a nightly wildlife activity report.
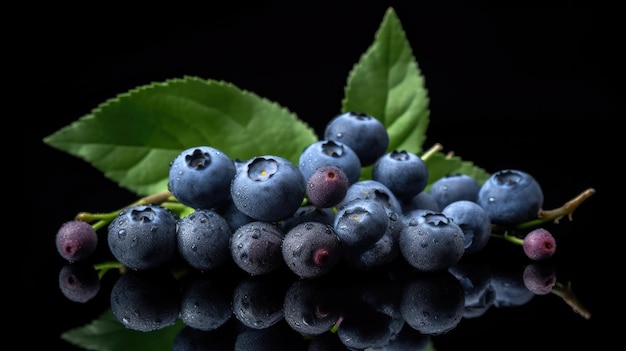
[22,1,621,350]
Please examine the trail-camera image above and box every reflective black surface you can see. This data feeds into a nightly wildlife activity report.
[26,1,620,350]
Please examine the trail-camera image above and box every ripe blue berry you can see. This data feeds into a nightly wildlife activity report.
[299,140,362,184]
[334,198,389,250]
[324,111,389,167]
[107,204,178,270]
[280,205,335,233]
[168,146,236,210]
[442,200,492,254]
[401,191,440,214]
[231,155,306,222]
[176,209,232,271]
[282,221,343,279]
[306,165,350,208]
[55,220,98,263]
[477,169,544,226]
[523,227,556,261]
[399,213,465,272]
[372,150,429,200]
[230,221,285,276]
[428,173,481,210]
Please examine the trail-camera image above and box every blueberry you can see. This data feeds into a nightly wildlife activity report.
[338,179,403,214]
[324,111,389,167]
[334,198,389,250]
[523,227,556,261]
[372,150,428,200]
[168,146,236,210]
[231,155,306,222]
[428,173,481,210]
[107,204,178,270]
[442,200,492,254]
[110,269,180,332]
[229,221,285,276]
[299,140,362,184]
[305,165,350,208]
[58,263,100,303]
[176,209,233,271]
[398,213,465,272]
[282,221,343,278]
[477,169,544,226]
[55,220,98,263]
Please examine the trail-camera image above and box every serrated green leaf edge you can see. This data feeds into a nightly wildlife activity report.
[342,7,430,156]
[43,77,318,196]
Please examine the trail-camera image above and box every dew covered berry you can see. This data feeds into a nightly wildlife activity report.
[428,173,481,210]
[176,209,232,271]
[324,111,389,167]
[306,165,350,208]
[230,221,285,276]
[299,140,362,184]
[107,204,178,270]
[168,146,236,210]
[399,213,465,272]
[334,198,389,250]
[523,227,556,261]
[55,220,98,263]
[282,221,342,278]
[231,155,306,222]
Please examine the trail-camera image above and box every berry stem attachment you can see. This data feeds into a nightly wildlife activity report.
[493,188,596,231]
[551,281,591,319]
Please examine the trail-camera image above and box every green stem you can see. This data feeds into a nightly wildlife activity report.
[492,187,596,232]
[420,143,443,161]
[491,231,524,246]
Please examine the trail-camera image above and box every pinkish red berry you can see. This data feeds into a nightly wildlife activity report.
[522,228,556,261]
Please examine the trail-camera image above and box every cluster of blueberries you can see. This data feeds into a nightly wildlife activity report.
[56,111,550,280]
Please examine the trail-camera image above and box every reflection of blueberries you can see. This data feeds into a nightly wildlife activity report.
[379,324,432,351]
[307,331,347,350]
[491,264,535,308]
[522,262,557,295]
[179,271,234,331]
[58,263,100,303]
[172,323,237,351]
[232,275,289,329]
[109,269,180,332]
[336,273,405,350]
[400,271,465,335]
[448,260,496,319]
[233,320,307,351]
[283,279,342,336]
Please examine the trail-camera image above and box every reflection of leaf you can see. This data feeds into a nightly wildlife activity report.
[61,309,184,351]
[424,152,491,191]
[342,7,429,156]
[43,77,318,196]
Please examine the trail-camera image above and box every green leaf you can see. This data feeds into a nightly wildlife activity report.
[43,77,318,196]
[61,309,184,351]
[342,7,430,156]
[424,152,491,191]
